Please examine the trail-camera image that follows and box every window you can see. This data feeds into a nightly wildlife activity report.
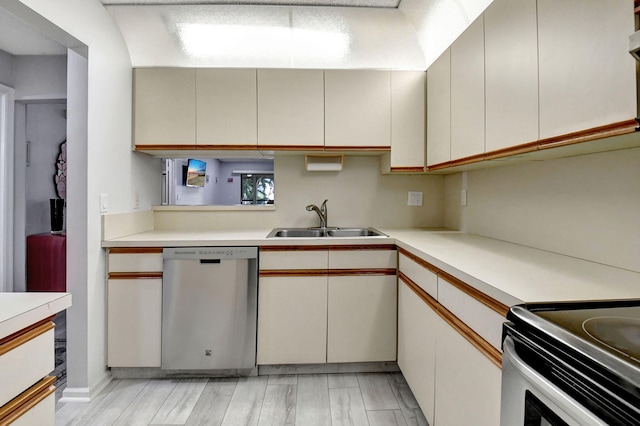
[241,174,275,205]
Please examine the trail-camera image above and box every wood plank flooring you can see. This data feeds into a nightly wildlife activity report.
[55,373,428,426]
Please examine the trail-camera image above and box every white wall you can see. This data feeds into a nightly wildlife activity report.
[444,148,640,273]
[24,103,66,235]
[0,50,13,87]
[13,55,66,100]
[155,155,444,231]
[11,0,160,399]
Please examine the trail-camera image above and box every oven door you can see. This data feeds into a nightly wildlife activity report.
[501,336,607,426]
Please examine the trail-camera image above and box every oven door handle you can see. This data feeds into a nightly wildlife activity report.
[503,336,608,426]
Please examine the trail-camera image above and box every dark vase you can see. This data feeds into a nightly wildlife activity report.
[50,198,65,234]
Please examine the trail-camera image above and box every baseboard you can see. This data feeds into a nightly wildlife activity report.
[110,367,259,379]
[59,370,112,403]
[258,361,399,376]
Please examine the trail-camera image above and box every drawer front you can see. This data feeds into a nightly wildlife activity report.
[11,392,55,426]
[259,250,328,271]
[328,249,396,270]
[437,276,506,351]
[0,325,54,407]
[3,378,56,426]
[108,252,163,273]
[399,253,437,299]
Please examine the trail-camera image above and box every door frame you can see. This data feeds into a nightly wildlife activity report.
[0,83,14,292]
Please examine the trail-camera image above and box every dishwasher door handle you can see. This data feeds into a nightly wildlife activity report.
[200,259,221,264]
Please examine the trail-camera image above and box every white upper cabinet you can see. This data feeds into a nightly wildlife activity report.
[133,68,196,147]
[383,71,426,172]
[537,0,636,139]
[257,69,325,149]
[196,69,257,148]
[325,70,391,149]
[484,0,539,153]
[450,15,485,161]
[426,48,451,167]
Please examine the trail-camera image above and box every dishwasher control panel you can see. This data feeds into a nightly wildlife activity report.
[163,246,258,261]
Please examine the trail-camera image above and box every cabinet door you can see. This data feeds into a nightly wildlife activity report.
[484,0,539,153]
[257,276,327,365]
[538,0,635,139]
[426,48,451,167]
[450,16,485,161]
[434,318,502,426]
[325,70,391,149]
[257,69,324,149]
[397,281,437,426]
[107,278,162,367]
[196,69,257,148]
[327,275,397,363]
[133,68,196,148]
[385,71,426,172]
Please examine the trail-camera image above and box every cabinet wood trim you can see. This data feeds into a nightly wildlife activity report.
[438,271,509,317]
[538,119,637,149]
[0,376,56,424]
[427,119,638,171]
[108,247,163,254]
[329,244,396,251]
[257,145,325,151]
[0,320,54,356]
[325,146,391,152]
[327,269,397,276]
[389,166,425,173]
[135,144,197,151]
[399,273,502,368]
[399,272,439,312]
[196,144,259,150]
[108,272,163,280]
[260,245,334,252]
[260,270,329,277]
[398,247,440,275]
[398,247,509,317]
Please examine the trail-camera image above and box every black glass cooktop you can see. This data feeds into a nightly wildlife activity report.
[536,304,640,365]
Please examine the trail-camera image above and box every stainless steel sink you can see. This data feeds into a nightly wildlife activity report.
[267,227,387,238]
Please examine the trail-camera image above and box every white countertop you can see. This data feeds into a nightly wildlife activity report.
[102,227,640,306]
[381,228,640,306]
[0,292,72,339]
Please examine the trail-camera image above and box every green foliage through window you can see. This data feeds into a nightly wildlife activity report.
[241,174,275,205]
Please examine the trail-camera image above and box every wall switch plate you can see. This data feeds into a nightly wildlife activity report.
[461,190,468,206]
[133,191,140,209]
[99,193,109,213]
[408,191,423,206]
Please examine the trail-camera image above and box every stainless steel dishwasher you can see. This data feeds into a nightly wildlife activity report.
[162,247,258,371]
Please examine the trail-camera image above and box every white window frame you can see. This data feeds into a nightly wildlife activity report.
[0,83,15,292]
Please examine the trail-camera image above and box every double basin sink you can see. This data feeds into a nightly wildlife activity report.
[267,227,387,238]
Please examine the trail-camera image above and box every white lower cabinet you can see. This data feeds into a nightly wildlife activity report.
[397,281,437,426]
[107,278,162,367]
[257,276,328,365]
[327,275,397,363]
[434,318,502,426]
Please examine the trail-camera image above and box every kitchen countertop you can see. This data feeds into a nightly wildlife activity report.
[0,292,72,339]
[102,227,640,306]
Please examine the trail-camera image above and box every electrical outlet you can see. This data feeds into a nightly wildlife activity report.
[133,191,140,209]
[99,193,109,213]
[408,191,423,206]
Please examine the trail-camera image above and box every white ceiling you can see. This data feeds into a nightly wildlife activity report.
[100,0,400,7]
[0,7,66,55]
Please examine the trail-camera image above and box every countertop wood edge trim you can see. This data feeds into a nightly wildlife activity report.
[260,245,335,252]
[328,244,396,251]
[399,273,502,368]
[108,272,163,280]
[108,247,163,254]
[0,319,54,356]
[260,244,395,252]
[327,269,397,276]
[0,376,56,423]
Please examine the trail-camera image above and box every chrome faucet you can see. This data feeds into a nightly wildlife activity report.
[306,199,328,229]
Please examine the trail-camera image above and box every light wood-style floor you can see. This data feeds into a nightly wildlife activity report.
[55,372,427,426]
